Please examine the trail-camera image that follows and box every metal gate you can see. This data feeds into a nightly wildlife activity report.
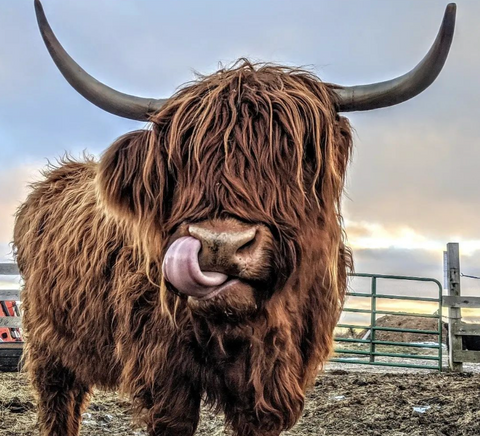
[332,273,444,371]
[0,264,445,371]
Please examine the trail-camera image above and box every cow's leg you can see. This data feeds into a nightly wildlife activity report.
[135,383,201,436]
[28,351,91,436]
[229,416,282,436]
[225,394,303,436]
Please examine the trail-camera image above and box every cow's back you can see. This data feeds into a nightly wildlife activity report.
[14,159,125,387]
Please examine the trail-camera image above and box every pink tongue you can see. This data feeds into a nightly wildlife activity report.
[162,236,228,297]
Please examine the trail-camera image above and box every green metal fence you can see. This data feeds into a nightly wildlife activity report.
[332,273,444,371]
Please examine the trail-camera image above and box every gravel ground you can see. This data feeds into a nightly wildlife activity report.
[2,362,480,436]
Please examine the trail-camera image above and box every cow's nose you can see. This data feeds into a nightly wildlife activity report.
[188,223,259,275]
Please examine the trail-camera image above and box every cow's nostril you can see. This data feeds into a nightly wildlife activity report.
[235,230,257,254]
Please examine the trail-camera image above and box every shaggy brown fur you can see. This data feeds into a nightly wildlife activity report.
[13,60,353,436]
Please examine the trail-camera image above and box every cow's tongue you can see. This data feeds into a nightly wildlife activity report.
[162,236,228,298]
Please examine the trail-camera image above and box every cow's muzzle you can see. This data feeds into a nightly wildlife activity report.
[162,220,272,300]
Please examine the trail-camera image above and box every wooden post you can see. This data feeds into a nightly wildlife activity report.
[447,243,463,372]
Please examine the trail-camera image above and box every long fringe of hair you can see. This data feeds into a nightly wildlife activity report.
[97,59,353,319]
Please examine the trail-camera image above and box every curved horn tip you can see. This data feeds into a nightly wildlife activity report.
[445,3,457,23]
[34,0,47,27]
[34,0,43,13]
[446,3,457,13]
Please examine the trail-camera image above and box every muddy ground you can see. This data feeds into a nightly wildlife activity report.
[1,368,480,436]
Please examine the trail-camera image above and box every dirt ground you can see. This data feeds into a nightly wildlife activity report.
[1,369,480,436]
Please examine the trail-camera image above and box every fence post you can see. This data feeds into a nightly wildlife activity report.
[369,277,377,363]
[447,243,463,372]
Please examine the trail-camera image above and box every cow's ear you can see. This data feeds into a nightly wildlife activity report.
[96,130,169,222]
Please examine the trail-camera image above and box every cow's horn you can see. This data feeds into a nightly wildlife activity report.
[335,3,456,112]
[34,0,167,121]
[35,1,456,117]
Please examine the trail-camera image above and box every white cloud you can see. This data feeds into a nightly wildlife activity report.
[0,163,43,258]
[345,220,480,256]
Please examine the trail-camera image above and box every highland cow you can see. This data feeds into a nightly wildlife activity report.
[13,2,456,435]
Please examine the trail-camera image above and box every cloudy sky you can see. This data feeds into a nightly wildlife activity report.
[1,0,479,305]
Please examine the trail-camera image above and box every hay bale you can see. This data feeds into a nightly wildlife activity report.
[357,315,447,344]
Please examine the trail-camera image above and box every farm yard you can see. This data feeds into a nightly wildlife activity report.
[3,251,480,435]
[3,262,480,435]
[2,367,480,436]
[3,2,480,436]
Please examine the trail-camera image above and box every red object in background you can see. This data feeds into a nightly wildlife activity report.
[0,301,23,342]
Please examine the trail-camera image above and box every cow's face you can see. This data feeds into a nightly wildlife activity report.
[98,64,353,321]
[37,0,455,322]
